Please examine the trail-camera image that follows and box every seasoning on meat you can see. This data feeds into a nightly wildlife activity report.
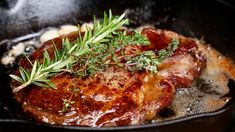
[10,11,207,126]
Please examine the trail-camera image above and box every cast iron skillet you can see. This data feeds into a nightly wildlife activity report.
[0,0,235,132]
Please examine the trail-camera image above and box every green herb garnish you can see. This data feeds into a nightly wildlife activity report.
[10,10,129,93]
[158,37,180,60]
[71,87,80,93]
[125,38,179,73]
[60,98,75,113]
[10,10,179,93]
[125,51,160,73]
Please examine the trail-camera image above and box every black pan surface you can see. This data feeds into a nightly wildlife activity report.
[0,0,235,132]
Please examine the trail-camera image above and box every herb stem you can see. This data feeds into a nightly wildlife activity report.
[12,81,31,93]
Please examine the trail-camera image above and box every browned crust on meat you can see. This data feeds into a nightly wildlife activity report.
[11,28,207,126]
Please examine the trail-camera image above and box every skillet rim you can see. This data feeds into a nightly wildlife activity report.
[0,0,235,130]
[0,102,233,130]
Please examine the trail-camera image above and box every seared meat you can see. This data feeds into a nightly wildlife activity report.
[11,28,206,126]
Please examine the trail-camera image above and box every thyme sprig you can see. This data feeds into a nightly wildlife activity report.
[10,10,180,94]
[158,37,180,60]
[125,51,160,73]
[125,38,180,73]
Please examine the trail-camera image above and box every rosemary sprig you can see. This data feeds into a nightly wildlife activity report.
[10,10,129,93]
[10,10,180,94]
[10,52,70,93]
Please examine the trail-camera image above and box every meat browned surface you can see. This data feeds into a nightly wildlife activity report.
[11,28,206,127]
